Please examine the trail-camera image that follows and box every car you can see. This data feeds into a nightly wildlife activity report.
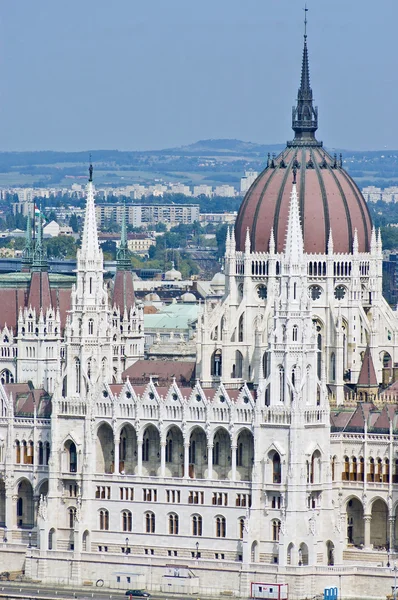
[125,591,151,598]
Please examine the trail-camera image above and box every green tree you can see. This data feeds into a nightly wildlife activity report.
[69,214,79,233]
[45,236,77,259]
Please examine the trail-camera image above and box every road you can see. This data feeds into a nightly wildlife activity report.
[0,585,198,600]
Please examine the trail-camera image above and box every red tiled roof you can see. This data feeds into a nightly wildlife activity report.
[122,360,195,386]
[357,347,378,387]
[4,383,51,417]
[112,270,135,314]
[28,271,52,313]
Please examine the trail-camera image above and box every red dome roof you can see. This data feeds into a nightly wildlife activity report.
[235,147,372,254]
[235,35,373,255]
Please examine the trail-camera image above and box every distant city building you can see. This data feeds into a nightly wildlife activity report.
[362,185,398,203]
[214,184,236,197]
[199,212,237,225]
[169,183,192,196]
[240,170,258,194]
[96,203,200,228]
[193,184,213,197]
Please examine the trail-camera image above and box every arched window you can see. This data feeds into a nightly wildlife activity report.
[211,350,222,377]
[142,437,149,462]
[262,352,269,379]
[234,350,243,378]
[385,458,390,483]
[292,325,298,342]
[273,453,281,483]
[75,359,81,394]
[213,441,220,466]
[165,432,173,463]
[45,442,50,465]
[317,334,322,379]
[279,366,285,402]
[359,457,364,482]
[99,509,109,531]
[272,520,281,541]
[145,512,155,533]
[331,456,336,481]
[216,516,226,538]
[38,441,44,465]
[88,319,94,335]
[192,515,202,536]
[352,457,357,481]
[169,513,179,535]
[239,517,245,539]
[122,510,132,532]
[69,507,76,529]
[238,315,244,342]
[330,353,336,382]
[0,369,14,384]
[236,443,243,467]
[368,457,375,482]
[342,456,349,481]
[48,528,55,550]
[69,442,77,473]
[189,440,196,464]
[15,440,21,464]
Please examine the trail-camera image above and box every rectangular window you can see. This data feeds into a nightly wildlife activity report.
[143,488,157,502]
[166,490,181,503]
[189,491,204,504]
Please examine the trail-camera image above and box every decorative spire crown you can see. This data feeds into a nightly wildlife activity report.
[289,8,321,147]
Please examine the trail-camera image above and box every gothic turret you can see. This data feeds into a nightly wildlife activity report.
[21,210,33,272]
[28,207,52,312]
[113,201,135,313]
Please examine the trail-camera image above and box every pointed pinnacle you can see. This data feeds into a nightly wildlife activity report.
[353,228,359,254]
[370,227,377,253]
[245,227,251,254]
[269,228,275,254]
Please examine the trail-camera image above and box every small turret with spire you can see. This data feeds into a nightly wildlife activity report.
[31,205,48,272]
[289,7,321,147]
[116,200,131,271]
[21,209,33,272]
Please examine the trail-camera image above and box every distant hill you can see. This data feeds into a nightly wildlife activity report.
[0,140,398,188]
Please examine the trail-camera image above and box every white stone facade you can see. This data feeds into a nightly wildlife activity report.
[1,183,398,599]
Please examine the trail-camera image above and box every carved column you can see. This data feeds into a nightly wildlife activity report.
[364,514,372,549]
[114,436,120,474]
[231,444,237,481]
[160,441,166,478]
[184,442,190,479]
[137,439,143,476]
[207,444,213,480]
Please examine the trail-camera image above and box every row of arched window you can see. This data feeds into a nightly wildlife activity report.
[15,440,50,465]
[335,455,397,483]
[94,510,281,541]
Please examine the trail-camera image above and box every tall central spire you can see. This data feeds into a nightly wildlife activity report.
[290,8,320,147]
[80,162,101,266]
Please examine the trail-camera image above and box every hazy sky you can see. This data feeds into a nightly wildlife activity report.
[0,0,396,152]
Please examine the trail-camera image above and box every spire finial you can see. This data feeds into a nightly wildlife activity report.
[289,7,321,147]
[304,4,308,41]
[89,154,93,182]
